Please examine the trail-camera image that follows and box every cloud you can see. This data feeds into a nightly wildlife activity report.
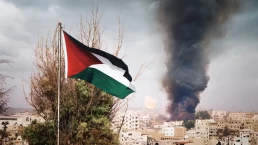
[0,0,162,108]
[199,0,258,111]
[1,0,258,113]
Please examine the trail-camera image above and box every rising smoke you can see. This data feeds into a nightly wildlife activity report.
[158,0,240,120]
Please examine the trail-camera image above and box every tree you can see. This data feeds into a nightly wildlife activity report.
[216,128,223,138]
[0,121,9,142]
[23,3,149,145]
[223,126,230,137]
[183,120,195,130]
[195,110,211,119]
[22,121,56,145]
[0,58,12,115]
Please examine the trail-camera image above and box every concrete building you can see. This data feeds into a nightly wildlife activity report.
[161,125,186,137]
[185,129,196,140]
[211,110,227,120]
[136,110,156,121]
[165,121,184,126]
[208,122,218,140]
[252,114,258,120]
[250,131,258,144]
[112,110,140,131]
[139,115,151,124]
[241,117,258,131]
[153,124,163,129]
[195,119,216,141]
[233,135,251,145]
[228,112,253,120]
[0,112,44,129]
[216,120,241,131]
[120,130,148,145]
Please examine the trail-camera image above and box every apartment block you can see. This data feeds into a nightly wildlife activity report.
[228,112,253,120]
[120,130,148,145]
[112,110,140,131]
[211,110,227,120]
[216,120,241,131]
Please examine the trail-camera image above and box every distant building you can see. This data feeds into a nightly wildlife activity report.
[119,130,148,145]
[165,121,184,126]
[211,110,227,120]
[136,109,155,120]
[208,122,218,140]
[112,110,140,131]
[233,135,251,145]
[185,129,196,140]
[241,117,258,131]
[216,119,241,131]
[195,119,218,141]
[161,125,186,137]
[228,112,253,120]
[0,112,44,128]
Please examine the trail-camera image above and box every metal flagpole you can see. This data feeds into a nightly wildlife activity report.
[57,22,62,145]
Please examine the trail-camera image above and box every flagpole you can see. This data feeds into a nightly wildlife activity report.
[57,22,62,145]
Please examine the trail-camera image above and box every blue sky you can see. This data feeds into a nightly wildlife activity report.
[0,0,258,113]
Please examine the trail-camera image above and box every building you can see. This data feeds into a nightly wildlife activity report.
[241,117,258,131]
[252,114,258,120]
[185,129,196,140]
[228,112,253,121]
[165,121,184,126]
[250,131,258,142]
[211,110,227,120]
[139,115,151,124]
[153,121,183,130]
[112,110,140,131]
[161,125,186,137]
[136,110,156,120]
[195,119,218,141]
[0,112,44,129]
[233,136,251,145]
[208,122,218,140]
[120,130,148,145]
[216,120,241,131]
[0,116,23,129]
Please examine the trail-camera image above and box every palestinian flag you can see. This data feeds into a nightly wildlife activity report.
[62,30,135,99]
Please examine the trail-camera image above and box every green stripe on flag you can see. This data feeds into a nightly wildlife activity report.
[70,67,134,99]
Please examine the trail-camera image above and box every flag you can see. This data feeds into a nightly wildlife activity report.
[62,30,135,99]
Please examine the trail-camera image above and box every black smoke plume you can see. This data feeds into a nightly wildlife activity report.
[159,0,240,120]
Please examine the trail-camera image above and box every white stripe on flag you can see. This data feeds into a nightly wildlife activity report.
[89,64,136,91]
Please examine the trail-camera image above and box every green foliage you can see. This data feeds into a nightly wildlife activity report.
[195,110,211,119]
[183,120,195,130]
[23,80,119,145]
[22,121,56,145]
[59,81,119,145]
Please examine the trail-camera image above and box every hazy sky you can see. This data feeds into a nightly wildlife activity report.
[0,0,257,113]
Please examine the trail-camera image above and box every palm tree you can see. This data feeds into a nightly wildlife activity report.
[0,121,9,140]
[2,122,9,132]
